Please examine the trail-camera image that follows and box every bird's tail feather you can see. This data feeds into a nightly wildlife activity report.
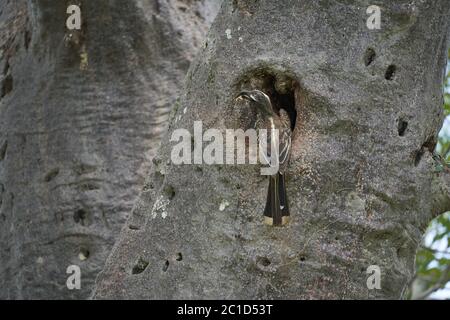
[264,173,290,226]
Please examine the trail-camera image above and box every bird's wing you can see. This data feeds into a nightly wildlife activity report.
[261,122,276,166]
[279,128,291,166]
[262,115,291,169]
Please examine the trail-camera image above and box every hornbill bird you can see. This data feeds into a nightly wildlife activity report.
[236,89,292,226]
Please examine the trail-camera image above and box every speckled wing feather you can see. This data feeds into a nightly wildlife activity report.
[259,109,291,172]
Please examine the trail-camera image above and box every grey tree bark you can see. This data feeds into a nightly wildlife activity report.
[0,0,219,299]
[94,0,450,299]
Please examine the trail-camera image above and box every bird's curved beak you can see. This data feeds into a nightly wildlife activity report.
[235,91,253,102]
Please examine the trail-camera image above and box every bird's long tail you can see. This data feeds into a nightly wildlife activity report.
[264,173,290,226]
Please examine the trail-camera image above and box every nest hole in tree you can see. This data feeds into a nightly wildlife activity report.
[236,69,299,131]
[398,119,408,136]
[73,209,88,226]
[385,65,396,81]
[256,256,271,268]
[132,257,149,275]
[364,48,376,66]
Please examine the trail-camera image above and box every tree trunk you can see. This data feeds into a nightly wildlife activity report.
[0,0,219,299]
[94,0,450,299]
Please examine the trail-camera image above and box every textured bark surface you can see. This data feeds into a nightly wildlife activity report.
[95,0,450,299]
[0,0,219,299]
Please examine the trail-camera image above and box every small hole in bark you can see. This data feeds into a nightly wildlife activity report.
[0,140,7,161]
[397,119,408,136]
[163,260,170,272]
[257,257,271,267]
[128,224,140,230]
[385,65,396,80]
[73,209,88,226]
[44,168,59,182]
[299,255,306,262]
[132,258,149,275]
[24,30,31,50]
[364,48,376,66]
[176,253,183,261]
[3,61,9,75]
[1,74,13,98]
[413,149,424,166]
[163,185,175,200]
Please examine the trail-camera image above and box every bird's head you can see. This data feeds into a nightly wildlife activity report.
[236,90,274,117]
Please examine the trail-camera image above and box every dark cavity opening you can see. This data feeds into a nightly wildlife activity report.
[364,48,376,66]
[24,30,31,50]
[44,168,60,182]
[132,258,149,275]
[162,260,170,272]
[398,119,408,136]
[73,209,88,226]
[1,74,13,98]
[3,61,9,75]
[414,149,424,167]
[385,65,396,81]
[0,140,7,161]
[256,256,271,268]
[176,253,183,261]
[236,69,299,131]
[163,185,175,200]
